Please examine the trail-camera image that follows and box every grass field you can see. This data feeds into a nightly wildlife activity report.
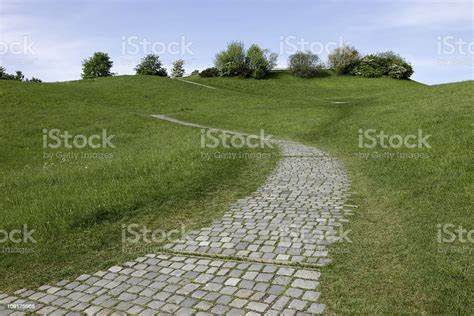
[0,73,472,313]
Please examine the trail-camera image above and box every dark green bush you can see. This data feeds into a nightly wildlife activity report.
[134,54,167,76]
[199,67,219,78]
[288,51,327,78]
[351,51,413,79]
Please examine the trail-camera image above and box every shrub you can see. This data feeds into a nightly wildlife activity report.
[246,44,277,79]
[171,59,185,78]
[26,77,42,83]
[351,51,413,79]
[0,68,28,81]
[199,67,219,78]
[288,51,326,78]
[215,41,249,77]
[328,45,360,75]
[190,70,200,76]
[134,54,167,76]
[81,52,113,79]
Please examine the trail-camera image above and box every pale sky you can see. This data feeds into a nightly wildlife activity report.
[1,0,472,84]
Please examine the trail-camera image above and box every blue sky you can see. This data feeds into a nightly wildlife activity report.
[1,0,472,84]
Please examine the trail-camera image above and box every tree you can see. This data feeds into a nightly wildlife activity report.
[171,59,185,78]
[134,54,167,76]
[215,41,248,77]
[0,66,6,79]
[15,71,24,81]
[328,45,360,75]
[81,52,113,79]
[288,51,326,78]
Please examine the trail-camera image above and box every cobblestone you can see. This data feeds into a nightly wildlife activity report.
[1,117,353,315]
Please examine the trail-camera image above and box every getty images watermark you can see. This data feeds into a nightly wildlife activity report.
[437,224,473,255]
[42,128,116,161]
[200,128,275,160]
[0,224,36,255]
[355,129,431,160]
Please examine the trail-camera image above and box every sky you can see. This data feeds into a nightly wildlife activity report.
[0,0,472,84]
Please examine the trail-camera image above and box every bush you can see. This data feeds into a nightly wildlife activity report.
[246,44,277,79]
[213,41,278,79]
[328,45,360,75]
[199,67,219,78]
[351,51,413,79]
[0,68,33,81]
[214,41,249,77]
[81,52,113,79]
[171,59,185,78]
[135,54,167,76]
[190,70,200,76]
[288,51,327,78]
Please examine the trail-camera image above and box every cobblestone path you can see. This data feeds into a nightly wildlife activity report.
[0,116,353,315]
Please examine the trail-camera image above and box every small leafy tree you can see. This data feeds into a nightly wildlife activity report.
[246,44,277,79]
[14,71,24,81]
[190,70,200,76]
[81,52,113,79]
[215,41,248,77]
[134,54,167,76]
[171,59,185,78]
[328,45,360,75]
[288,51,326,78]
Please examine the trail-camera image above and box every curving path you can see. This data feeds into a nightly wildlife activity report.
[0,116,353,315]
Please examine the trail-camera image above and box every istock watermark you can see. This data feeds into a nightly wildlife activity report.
[0,224,36,255]
[0,36,36,55]
[437,223,473,255]
[436,36,473,66]
[121,224,190,255]
[200,129,275,160]
[355,129,431,160]
[42,128,116,160]
[121,36,193,56]
[0,36,37,66]
[279,36,349,55]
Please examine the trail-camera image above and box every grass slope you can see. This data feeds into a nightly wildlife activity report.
[1,73,472,314]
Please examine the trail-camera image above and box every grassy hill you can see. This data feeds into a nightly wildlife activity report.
[0,73,472,314]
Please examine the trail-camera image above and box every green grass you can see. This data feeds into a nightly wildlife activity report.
[1,73,472,314]
[0,76,278,292]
